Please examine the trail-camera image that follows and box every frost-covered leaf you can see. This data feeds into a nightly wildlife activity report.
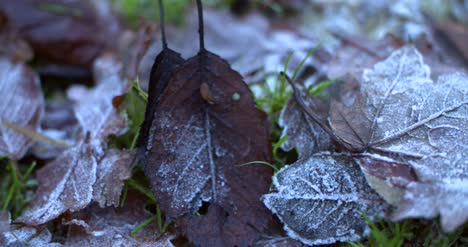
[67,54,128,140]
[0,56,44,160]
[142,7,274,244]
[93,149,134,207]
[0,212,60,247]
[18,54,132,225]
[328,45,468,232]
[64,195,174,247]
[278,83,332,158]
[17,139,98,225]
[136,30,184,166]
[263,153,386,245]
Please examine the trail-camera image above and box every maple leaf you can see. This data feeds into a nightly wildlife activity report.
[345,46,467,232]
[63,195,174,247]
[0,56,44,160]
[137,0,185,166]
[263,153,386,245]
[283,45,468,234]
[141,1,273,245]
[0,212,60,247]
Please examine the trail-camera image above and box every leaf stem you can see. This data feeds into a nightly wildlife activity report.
[196,0,205,51]
[158,0,167,48]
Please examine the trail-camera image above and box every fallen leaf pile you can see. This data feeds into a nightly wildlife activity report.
[0,0,467,246]
[267,45,467,244]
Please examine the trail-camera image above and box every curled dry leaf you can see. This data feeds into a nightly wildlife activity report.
[0,56,43,160]
[263,153,386,245]
[0,212,60,247]
[0,0,122,67]
[63,195,174,247]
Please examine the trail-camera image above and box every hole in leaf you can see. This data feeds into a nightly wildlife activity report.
[197,201,210,215]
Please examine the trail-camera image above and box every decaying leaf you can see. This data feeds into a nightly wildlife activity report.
[0,0,122,67]
[137,1,185,166]
[92,149,134,208]
[263,153,386,245]
[0,56,44,159]
[0,212,60,247]
[17,139,98,225]
[142,2,273,245]
[278,83,332,159]
[18,54,133,225]
[63,195,173,247]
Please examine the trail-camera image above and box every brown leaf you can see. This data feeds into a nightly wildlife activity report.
[137,44,184,166]
[355,155,418,205]
[1,212,60,247]
[17,139,98,225]
[0,56,44,160]
[63,195,174,247]
[18,54,132,225]
[432,20,468,67]
[0,0,122,67]
[142,3,273,245]
[67,54,128,140]
[0,11,33,61]
[93,149,135,207]
[278,82,332,158]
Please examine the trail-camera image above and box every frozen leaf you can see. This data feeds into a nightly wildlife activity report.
[93,149,134,207]
[142,3,273,246]
[328,46,468,232]
[0,212,60,247]
[17,139,98,225]
[263,153,386,245]
[67,54,128,140]
[64,195,174,247]
[0,0,122,67]
[137,5,185,166]
[0,212,10,233]
[278,83,332,158]
[0,56,44,160]
[19,54,133,225]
